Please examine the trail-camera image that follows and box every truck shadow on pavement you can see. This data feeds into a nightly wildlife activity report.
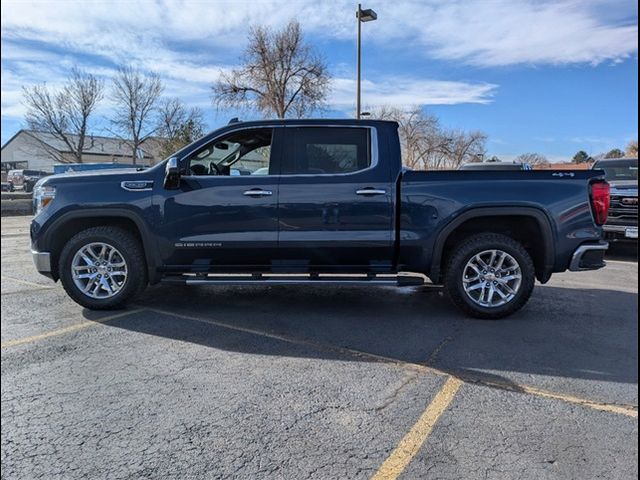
[88,283,639,392]
[606,243,638,262]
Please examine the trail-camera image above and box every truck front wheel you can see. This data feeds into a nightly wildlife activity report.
[444,233,535,319]
[58,226,147,310]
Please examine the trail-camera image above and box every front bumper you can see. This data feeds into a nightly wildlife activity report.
[32,250,52,273]
[569,242,608,271]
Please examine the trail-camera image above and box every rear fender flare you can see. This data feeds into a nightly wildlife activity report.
[429,207,555,283]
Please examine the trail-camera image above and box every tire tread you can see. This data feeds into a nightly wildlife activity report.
[58,226,147,310]
[443,232,535,319]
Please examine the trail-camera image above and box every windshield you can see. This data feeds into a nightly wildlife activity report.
[594,159,638,181]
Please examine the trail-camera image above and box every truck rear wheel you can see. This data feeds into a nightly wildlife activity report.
[444,233,535,319]
[58,226,147,310]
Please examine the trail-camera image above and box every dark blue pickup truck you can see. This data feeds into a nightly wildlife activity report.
[31,119,610,318]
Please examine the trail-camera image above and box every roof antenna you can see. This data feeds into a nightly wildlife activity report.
[228,117,241,124]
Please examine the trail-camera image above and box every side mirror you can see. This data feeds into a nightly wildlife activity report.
[164,157,181,189]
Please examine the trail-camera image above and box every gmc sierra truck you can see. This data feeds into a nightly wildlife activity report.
[592,157,638,242]
[31,119,610,319]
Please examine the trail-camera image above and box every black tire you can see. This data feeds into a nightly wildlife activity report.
[24,181,33,193]
[58,226,147,310]
[443,233,535,319]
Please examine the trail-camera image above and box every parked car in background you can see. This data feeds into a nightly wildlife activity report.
[31,119,610,319]
[1,182,14,192]
[459,162,532,171]
[7,169,50,193]
[592,157,638,241]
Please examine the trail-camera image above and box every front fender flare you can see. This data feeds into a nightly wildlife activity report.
[41,208,162,284]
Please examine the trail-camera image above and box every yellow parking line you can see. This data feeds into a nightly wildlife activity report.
[440,370,635,418]
[518,383,637,418]
[1,309,144,349]
[454,372,638,419]
[371,376,463,480]
[1,275,54,289]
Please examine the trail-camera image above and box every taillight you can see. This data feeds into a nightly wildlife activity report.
[590,181,610,226]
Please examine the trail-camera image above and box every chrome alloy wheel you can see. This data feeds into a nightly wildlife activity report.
[462,249,522,308]
[71,242,128,299]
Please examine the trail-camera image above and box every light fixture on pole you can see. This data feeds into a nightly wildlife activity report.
[356,4,377,120]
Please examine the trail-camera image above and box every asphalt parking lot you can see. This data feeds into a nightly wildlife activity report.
[1,215,638,479]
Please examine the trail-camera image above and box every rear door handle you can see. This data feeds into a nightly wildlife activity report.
[243,189,273,196]
[356,188,387,195]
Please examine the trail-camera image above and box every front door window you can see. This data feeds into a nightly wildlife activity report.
[186,128,274,177]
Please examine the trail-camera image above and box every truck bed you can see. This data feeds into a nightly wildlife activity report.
[398,169,605,279]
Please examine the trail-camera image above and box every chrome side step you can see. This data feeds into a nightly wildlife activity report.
[161,274,425,287]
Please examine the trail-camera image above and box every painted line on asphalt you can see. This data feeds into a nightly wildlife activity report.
[1,275,54,290]
[457,373,638,418]
[1,309,145,349]
[521,384,638,417]
[144,306,637,418]
[371,376,463,480]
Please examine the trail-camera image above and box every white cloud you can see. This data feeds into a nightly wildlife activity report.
[330,77,497,108]
[2,0,635,68]
[0,0,635,127]
[409,0,638,66]
[570,136,618,145]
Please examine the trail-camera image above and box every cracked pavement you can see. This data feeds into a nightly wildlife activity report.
[1,215,638,479]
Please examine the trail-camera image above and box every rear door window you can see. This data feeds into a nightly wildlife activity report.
[283,127,370,175]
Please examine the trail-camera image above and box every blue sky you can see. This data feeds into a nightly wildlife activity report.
[1,0,637,161]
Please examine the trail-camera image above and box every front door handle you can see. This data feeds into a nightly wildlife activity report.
[356,188,386,196]
[243,189,273,196]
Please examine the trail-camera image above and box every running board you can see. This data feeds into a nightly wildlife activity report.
[161,274,425,287]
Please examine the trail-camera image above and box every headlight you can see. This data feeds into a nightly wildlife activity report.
[34,185,56,215]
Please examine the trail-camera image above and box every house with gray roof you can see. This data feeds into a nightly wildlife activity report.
[1,130,164,174]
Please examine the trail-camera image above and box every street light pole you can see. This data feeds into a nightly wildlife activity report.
[356,4,362,120]
[356,4,377,120]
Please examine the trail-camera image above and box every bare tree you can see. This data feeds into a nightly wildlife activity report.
[22,68,103,163]
[156,98,206,158]
[515,152,550,167]
[445,130,487,169]
[374,106,441,169]
[625,139,638,157]
[111,66,163,164]
[372,106,486,170]
[213,20,329,118]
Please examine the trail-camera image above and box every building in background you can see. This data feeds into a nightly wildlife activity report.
[1,130,165,175]
[532,162,593,170]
